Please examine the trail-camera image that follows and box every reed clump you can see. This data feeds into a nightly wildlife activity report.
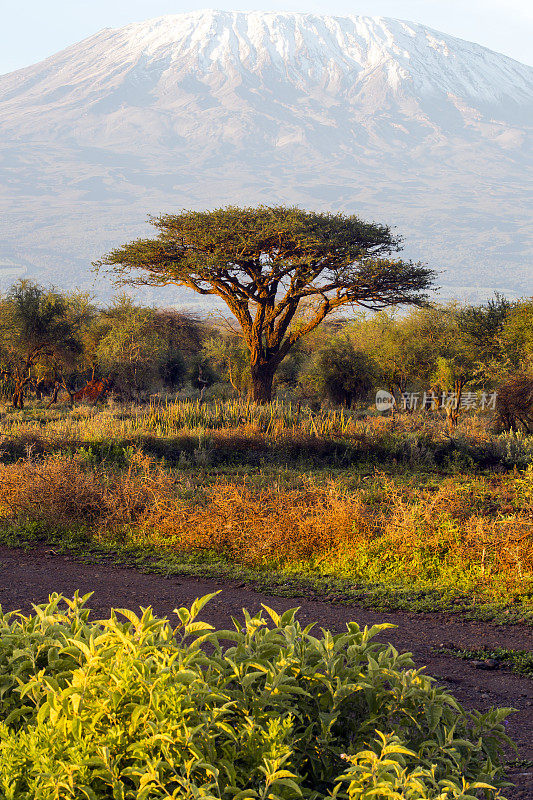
[1,399,532,469]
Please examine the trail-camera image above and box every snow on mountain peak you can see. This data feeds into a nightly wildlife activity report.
[5,9,530,108]
[99,9,530,102]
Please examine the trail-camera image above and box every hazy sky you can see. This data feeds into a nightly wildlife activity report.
[2,0,532,75]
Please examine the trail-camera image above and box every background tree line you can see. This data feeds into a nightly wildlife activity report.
[0,280,532,417]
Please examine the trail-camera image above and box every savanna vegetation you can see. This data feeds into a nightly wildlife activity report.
[0,278,532,618]
[1,203,532,797]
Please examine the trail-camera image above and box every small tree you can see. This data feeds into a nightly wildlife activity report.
[201,336,251,397]
[458,294,511,357]
[0,281,81,408]
[46,292,100,404]
[428,299,512,428]
[151,308,200,389]
[96,298,167,398]
[316,335,377,407]
[96,206,434,402]
[495,373,533,433]
[499,300,533,375]
[96,299,198,397]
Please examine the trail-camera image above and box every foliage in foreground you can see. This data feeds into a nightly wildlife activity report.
[0,594,513,799]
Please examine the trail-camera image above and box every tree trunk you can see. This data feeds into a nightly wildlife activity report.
[12,379,25,409]
[250,363,275,403]
[429,385,442,410]
[12,391,23,409]
[446,380,464,431]
[34,379,46,401]
[63,381,76,408]
[46,381,61,408]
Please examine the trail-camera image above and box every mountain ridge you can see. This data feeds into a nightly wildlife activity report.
[0,10,531,304]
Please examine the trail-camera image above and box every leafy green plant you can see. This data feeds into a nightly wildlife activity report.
[76,441,136,466]
[331,733,502,799]
[0,594,513,799]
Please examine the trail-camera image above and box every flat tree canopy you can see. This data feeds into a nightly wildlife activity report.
[95,206,435,401]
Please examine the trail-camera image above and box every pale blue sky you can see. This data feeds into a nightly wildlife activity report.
[2,0,532,75]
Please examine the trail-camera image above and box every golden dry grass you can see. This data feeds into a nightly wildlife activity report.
[0,451,531,597]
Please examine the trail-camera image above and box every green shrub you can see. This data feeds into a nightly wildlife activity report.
[0,594,513,799]
[76,442,136,466]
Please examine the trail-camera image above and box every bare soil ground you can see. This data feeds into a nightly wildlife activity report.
[1,544,532,799]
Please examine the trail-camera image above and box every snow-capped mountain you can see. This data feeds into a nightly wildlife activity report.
[0,10,531,303]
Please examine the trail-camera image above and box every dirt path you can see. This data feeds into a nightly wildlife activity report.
[1,544,532,798]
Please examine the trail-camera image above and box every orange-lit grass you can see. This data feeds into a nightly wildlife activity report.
[0,451,531,601]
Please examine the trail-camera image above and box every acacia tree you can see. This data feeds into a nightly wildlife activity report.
[95,206,435,402]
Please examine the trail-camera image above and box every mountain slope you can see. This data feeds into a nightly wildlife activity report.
[0,10,531,303]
